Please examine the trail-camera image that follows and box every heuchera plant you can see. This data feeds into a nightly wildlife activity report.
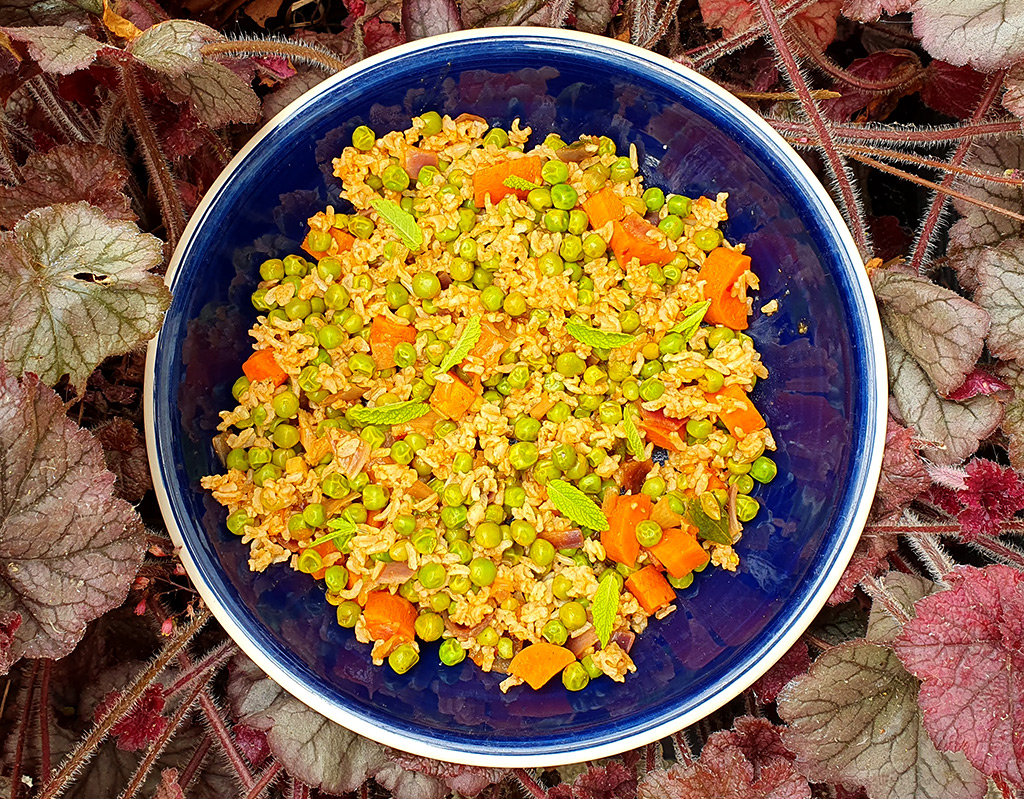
[1,0,1024,796]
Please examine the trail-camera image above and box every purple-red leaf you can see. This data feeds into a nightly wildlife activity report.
[885,330,1002,465]
[866,572,939,644]
[753,640,811,704]
[639,716,810,799]
[920,60,988,119]
[871,266,989,397]
[2,25,105,74]
[996,360,1024,472]
[871,417,930,520]
[698,0,842,49]
[975,238,1024,362]
[779,640,987,799]
[912,0,1024,70]
[0,143,134,229]
[154,769,185,799]
[94,418,151,503]
[895,565,1024,788]
[401,0,462,40]
[954,459,1024,541]
[829,529,899,605]
[822,50,922,122]
[946,369,1011,402]
[0,367,144,673]
[1004,64,1024,118]
[94,683,168,751]
[840,0,910,22]
[388,752,504,797]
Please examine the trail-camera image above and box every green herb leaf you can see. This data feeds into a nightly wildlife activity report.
[309,517,358,548]
[623,405,647,460]
[685,498,732,545]
[348,400,429,426]
[546,479,609,531]
[592,571,620,649]
[670,299,712,342]
[370,198,423,251]
[502,175,540,191]
[439,316,482,373]
[565,320,636,350]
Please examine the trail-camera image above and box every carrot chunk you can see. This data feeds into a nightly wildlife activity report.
[368,315,417,369]
[706,383,766,438]
[508,642,577,690]
[242,349,288,387]
[469,320,510,366]
[698,247,753,330]
[610,214,674,268]
[582,185,625,230]
[625,565,676,614]
[647,525,709,579]
[473,155,542,207]
[301,227,355,260]
[638,407,686,452]
[601,493,652,567]
[363,591,417,643]
[429,373,479,421]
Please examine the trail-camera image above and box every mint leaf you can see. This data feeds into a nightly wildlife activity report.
[348,400,429,427]
[975,238,1024,362]
[439,316,482,372]
[592,571,620,649]
[565,320,636,349]
[896,565,1024,789]
[886,330,1002,465]
[779,641,987,799]
[622,405,646,460]
[0,202,170,388]
[685,498,732,545]
[0,368,144,673]
[871,266,990,396]
[669,299,711,341]
[309,517,357,548]
[912,0,1024,71]
[370,198,424,251]
[546,479,609,531]
[2,25,104,74]
[502,175,540,191]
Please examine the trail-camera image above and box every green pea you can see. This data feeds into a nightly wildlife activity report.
[341,311,363,335]
[450,256,474,282]
[731,473,755,494]
[578,473,602,494]
[344,502,368,523]
[418,110,443,135]
[347,215,375,239]
[579,395,602,412]
[528,187,552,210]
[596,401,621,425]
[388,643,419,675]
[505,486,527,509]
[541,160,569,185]
[581,165,608,193]
[231,376,251,402]
[297,365,321,394]
[684,419,712,439]
[410,613,442,644]
[510,520,537,547]
[321,473,348,499]
[336,600,361,628]
[469,557,497,587]
[532,459,560,485]
[582,233,607,260]
[226,509,253,535]
[381,163,411,192]
[387,439,412,465]
[514,416,541,441]
[559,661,590,691]
[636,519,663,547]
[550,183,578,210]
[272,424,299,449]
[408,271,439,300]
[434,419,457,438]
[556,600,586,631]
[258,258,283,282]
[750,456,778,483]
[559,235,583,263]
[418,561,447,590]
[583,365,605,387]
[297,548,322,574]
[529,539,555,567]
[348,353,375,376]
[441,505,468,531]
[458,237,479,262]
[451,452,472,474]
[549,444,576,473]
[637,477,666,501]
[694,227,724,251]
[567,209,588,235]
[499,292,524,317]
[484,127,509,148]
[700,368,725,393]
[581,654,603,679]
[658,215,684,240]
[283,255,307,276]
[475,522,502,549]
[647,264,666,287]
[363,484,389,511]
[282,298,309,320]
[642,186,666,211]
[509,441,540,470]
[555,352,586,377]
[389,341,414,369]
[542,619,568,645]
[663,264,683,285]
[707,327,735,350]
[350,125,375,151]
[225,448,249,472]
[479,285,505,312]
[439,638,466,666]
[736,495,759,522]
[667,195,691,216]
[546,401,571,424]
[495,636,515,660]
[384,282,408,310]
[639,378,665,401]
[457,206,476,232]
[609,156,635,183]
[507,365,529,389]
[417,164,439,187]
[543,209,570,233]
[323,565,349,593]
[303,502,326,528]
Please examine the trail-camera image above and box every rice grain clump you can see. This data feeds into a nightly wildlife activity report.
[201,114,778,692]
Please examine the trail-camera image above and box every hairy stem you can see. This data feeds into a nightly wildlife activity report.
[831,143,1024,186]
[903,531,954,583]
[177,734,212,793]
[244,761,282,799]
[119,63,185,250]
[637,0,686,49]
[513,768,547,798]
[118,674,206,799]
[0,111,23,184]
[202,38,349,73]
[860,574,912,627]
[39,609,211,799]
[646,741,657,771]
[290,777,311,799]
[11,662,39,799]
[910,71,1006,273]
[672,730,694,764]
[165,638,236,697]
[199,689,256,790]
[754,0,869,256]
[684,0,820,70]
[25,75,95,143]
[768,118,1023,146]
[793,26,925,93]
[39,659,52,785]
[971,535,1024,570]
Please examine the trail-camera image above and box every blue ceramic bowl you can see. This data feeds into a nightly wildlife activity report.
[146,28,886,765]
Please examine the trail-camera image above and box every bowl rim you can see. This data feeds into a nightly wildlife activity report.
[144,26,888,767]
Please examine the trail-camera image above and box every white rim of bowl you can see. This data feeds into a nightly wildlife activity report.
[145,26,888,767]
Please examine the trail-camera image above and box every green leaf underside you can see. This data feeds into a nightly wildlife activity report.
[439,316,482,372]
[546,479,609,531]
[310,517,358,548]
[347,400,429,426]
[685,498,732,545]
[623,406,646,460]
[502,175,540,191]
[565,320,636,349]
[670,299,712,341]
[591,571,620,649]
[370,198,423,251]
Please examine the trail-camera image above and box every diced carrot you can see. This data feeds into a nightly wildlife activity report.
[429,373,479,421]
[698,247,753,330]
[601,493,651,567]
[242,349,288,387]
[470,320,509,366]
[706,383,766,437]
[301,227,355,260]
[368,315,417,369]
[392,408,442,439]
[473,155,542,207]
[408,480,436,500]
[626,565,677,614]
[647,525,709,579]
[706,472,727,492]
[363,591,417,643]
[582,186,625,230]
[530,395,558,420]
[610,214,674,268]
[638,407,686,452]
[508,642,577,690]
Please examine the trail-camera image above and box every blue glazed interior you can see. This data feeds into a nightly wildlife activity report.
[153,33,877,759]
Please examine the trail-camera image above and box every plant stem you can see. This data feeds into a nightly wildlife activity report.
[646,741,657,771]
[972,535,1024,569]
[672,730,694,764]
[753,0,869,256]
[199,689,256,790]
[39,659,52,784]
[910,70,1006,273]
[202,38,349,74]
[513,768,547,798]
[793,26,925,93]
[39,609,210,799]
[119,62,185,251]
[244,761,282,799]
[684,0,820,70]
[768,118,1023,146]
[860,574,912,627]
[165,638,236,697]
[903,531,954,582]
[637,0,685,48]
[0,111,22,184]
[25,75,94,143]
[831,143,1024,186]
[10,662,39,799]
[290,777,311,799]
[177,733,212,793]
